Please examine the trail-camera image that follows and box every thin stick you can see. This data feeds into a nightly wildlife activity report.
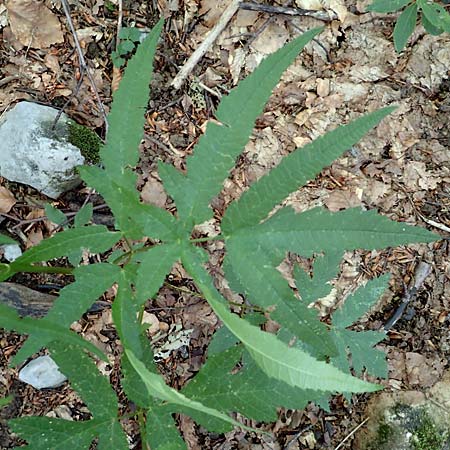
[116,0,123,52]
[240,1,335,22]
[383,261,432,332]
[171,0,241,90]
[334,417,369,450]
[59,0,109,133]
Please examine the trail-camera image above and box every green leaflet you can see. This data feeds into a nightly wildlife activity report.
[394,2,418,51]
[222,107,395,232]
[133,243,180,306]
[10,226,121,266]
[126,350,253,431]
[45,203,67,225]
[0,303,106,363]
[0,234,17,245]
[224,238,337,356]
[182,246,381,393]
[74,203,94,227]
[330,275,390,378]
[159,27,322,225]
[102,19,162,178]
[79,166,178,240]
[145,405,187,450]
[230,207,438,256]
[12,263,120,365]
[112,268,143,357]
[366,0,412,13]
[182,345,312,423]
[294,251,343,304]
[10,342,127,449]
[419,0,450,33]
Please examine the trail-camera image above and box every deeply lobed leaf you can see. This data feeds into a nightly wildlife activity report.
[182,245,381,393]
[159,28,322,224]
[222,107,396,232]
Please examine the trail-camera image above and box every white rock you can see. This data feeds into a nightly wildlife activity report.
[0,102,85,199]
[2,244,22,262]
[18,355,67,389]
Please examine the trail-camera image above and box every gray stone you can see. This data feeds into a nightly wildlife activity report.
[1,244,22,262]
[0,102,85,198]
[355,374,450,450]
[18,355,67,389]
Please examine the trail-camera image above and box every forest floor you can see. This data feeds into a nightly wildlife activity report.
[0,0,449,449]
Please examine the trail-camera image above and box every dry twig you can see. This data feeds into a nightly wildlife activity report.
[240,1,336,22]
[56,0,108,133]
[171,0,241,90]
[383,261,432,332]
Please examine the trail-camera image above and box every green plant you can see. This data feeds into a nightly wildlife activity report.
[411,408,448,450]
[111,27,143,67]
[367,0,450,52]
[68,122,102,164]
[0,20,440,449]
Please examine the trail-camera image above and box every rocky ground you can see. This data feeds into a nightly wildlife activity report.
[0,0,449,449]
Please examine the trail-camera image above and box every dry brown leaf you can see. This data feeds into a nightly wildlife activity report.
[6,0,64,49]
[25,228,43,249]
[0,186,16,213]
[44,54,60,75]
[140,178,167,208]
[111,66,122,93]
[405,352,445,387]
[324,188,362,211]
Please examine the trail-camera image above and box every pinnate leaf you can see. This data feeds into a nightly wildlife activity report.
[125,350,250,431]
[10,341,127,449]
[182,345,313,424]
[159,27,322,224]
[182,246,381,393]
[222,107,395,232]
[224,238,337,356]
[329,275,390,378]
[11,226,121,266]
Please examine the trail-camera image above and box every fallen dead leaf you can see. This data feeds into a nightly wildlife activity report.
[405,352,445,387]
[6,0,64,49]
[25,228,43,249]
[140,178,167,208]
[324,188,363,211]
[0,186,16,213]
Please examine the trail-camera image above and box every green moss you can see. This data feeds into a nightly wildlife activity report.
[68,122,102,164]
[412,411,447,450]
[377,422,393,445]
[366,422,394,450]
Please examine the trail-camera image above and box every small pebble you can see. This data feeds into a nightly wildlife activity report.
[18,355,67,389]
[2,244,22,262]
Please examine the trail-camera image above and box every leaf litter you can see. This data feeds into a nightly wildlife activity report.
[0,0,449,448]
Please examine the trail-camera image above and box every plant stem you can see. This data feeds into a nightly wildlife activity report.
[13,265,73,275]
[137,408,147,448]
